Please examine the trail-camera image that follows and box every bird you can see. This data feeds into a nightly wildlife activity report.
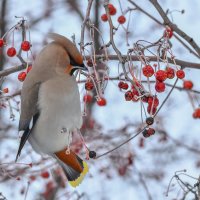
[15,33,88,187]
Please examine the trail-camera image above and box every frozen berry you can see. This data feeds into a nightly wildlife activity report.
[183,80,193,90]
[101,14,108,22]
[97,97,106,106]
[164,27,173,39]
[142,65,154,77]
[155,81,166,93]
[176,70,185,79]
[193,108,200,119]
[132,89,139,102]
[83,94,92,103]
[7,47,16,57]
[142,128,155,138]
[41,171,50,179]
[147,105,157,115]
[118,15,126,24]
[85,80,94,91]
[108,4,117,15]
[146,117,154,125]
[118,81,128,90]
[148,128,155,136]
[142,129,149,138]
[148,96,159,107]
[0,39,4,47]
[125,91,133,101]
[18,72,27,82]
[155,70,167,82]
[21,41,31,51]
[89,151,96,159]
[166,67,175,79]
[118,81,124,89]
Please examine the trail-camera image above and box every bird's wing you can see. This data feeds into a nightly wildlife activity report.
[15,113,40,162]
[16,82,41,161]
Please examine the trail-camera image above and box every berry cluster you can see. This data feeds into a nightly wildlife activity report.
[142,65,185,93]
[84,78,107,107]
[101,4,126,25]
[0,38,31,58]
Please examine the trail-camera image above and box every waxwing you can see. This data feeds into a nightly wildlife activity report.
[16,33,88,187]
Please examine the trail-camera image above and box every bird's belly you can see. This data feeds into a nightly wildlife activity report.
[29,76,82,154]
[30,113,75,153]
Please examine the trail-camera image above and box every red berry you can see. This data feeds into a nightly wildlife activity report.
[101,14,108,22]
[27,65,32,73]
[147,105,157,115]
[193,108,200,119]
[18,72,27,82]
[142,65,154,77]
[108,4,117,15]
[142,128,155,138]
[21,41,31,51]
[155,81,166,93]
[118,81,124,89]
[148,128,155,136]
[41,171,50,179]
[148,96,159,107]
[0,39,4,47]
[164,27,173,39]
[132,89,139,102]
[118,81,128,90]
[155,70,167,82]
[3,88,9,93]
[85,80,94,91]
[176,70,185,79]
[166,67,175,79]
[183,80,193,90]
[97,97,107,106]
[7,47,16,57]
[125,91,133,101]
[118,15,126,24]
[122,83,128,90]
[83,94,92,103]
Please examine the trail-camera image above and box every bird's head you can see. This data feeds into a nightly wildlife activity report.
[65,55,88,75]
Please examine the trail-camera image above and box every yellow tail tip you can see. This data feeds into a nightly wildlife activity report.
[69,161,89,187]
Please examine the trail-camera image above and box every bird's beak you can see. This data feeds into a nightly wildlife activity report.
[76,63,88,71]
[70,63,88,75]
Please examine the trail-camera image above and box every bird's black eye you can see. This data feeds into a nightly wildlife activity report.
[70,68,77,75]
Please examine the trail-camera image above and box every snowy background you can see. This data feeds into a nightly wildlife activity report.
[0,0,200,200]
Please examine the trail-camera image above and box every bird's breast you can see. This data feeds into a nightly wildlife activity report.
[30,75,82,153]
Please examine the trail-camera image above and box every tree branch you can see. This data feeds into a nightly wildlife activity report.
[0,55,200,78]
[149,0,200,56]
[128,0,200,58]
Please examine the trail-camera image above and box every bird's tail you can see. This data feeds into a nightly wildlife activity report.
[48,33,83,65]
[53,149,88,187]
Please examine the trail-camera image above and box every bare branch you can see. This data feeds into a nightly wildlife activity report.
[149,0,200,56]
